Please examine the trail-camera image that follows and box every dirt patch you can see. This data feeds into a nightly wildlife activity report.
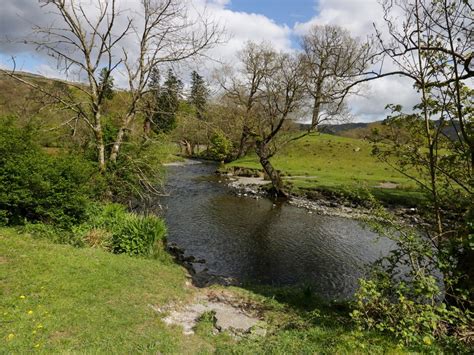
[163,159,202,167]
[375,182,399,189]
[152,290,265,336]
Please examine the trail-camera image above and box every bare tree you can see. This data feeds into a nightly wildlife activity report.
[301,24,371,129]
[222,43,306,196]
[1,0,222,172]
[345,0,473,170]
[252,52,306,197]
[216,41,276,159]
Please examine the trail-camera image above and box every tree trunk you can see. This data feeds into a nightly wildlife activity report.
[236,127,250,159]
[93,111,106,172]
[143,118,152,138]
[109,126,126,163]
[256,140,287,198]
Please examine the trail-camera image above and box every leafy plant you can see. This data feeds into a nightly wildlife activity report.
[208,131,233,162]
[0,118,95,227]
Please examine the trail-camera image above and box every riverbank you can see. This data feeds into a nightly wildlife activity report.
[224,133,427,208]
[222,172,423,227]
[1,227,442,353]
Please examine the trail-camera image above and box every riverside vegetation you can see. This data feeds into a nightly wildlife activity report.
[1,0,473,352]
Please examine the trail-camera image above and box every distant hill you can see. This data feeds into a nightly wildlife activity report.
[300,120,462,141]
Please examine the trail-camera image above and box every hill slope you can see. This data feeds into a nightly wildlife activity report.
[227,133,424,205]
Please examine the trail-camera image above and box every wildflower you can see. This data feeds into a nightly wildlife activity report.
[32,330,37,335]
[7,333,15,341]
[34,344,40,348]
[19,295,25,299]
[28,310,33,315]
[36,324,43,329]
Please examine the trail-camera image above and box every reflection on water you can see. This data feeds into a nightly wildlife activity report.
[161,162,395,300]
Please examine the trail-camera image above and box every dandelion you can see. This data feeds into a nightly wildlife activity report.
[19,295,25,299]
[28,310,33,315]
[32,330,37,335]
[7,333,15,341]
[34,344,40,348]
[36,324,43,329]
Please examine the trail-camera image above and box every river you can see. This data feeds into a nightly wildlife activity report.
[161,161,395,300]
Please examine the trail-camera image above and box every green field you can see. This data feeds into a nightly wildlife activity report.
[228,133,425,206]
[1,228,440,353]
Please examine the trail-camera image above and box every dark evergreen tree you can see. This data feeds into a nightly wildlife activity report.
[189,70,209,120]
[144,67,161,136]
[98,67,114,100]
[152,69,182,133]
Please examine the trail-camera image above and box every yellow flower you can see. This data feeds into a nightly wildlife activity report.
[19,295,25,299]
[7,333,15,341]
[32,330,37,335]
[34,344,40,348]
[36,324,43,329]
[28,310,33,315]
[423,336,432,345]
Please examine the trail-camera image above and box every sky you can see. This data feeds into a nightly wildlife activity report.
[0,0,420,122]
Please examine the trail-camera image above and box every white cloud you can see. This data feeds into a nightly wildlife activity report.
[0,0,422,122]
[293,0,420,122]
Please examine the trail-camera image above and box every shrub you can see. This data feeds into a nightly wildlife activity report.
[111,213,167,257]
[208,131,233,161]
[0,119,95,227]
[351,199,473,349]
[81,203,168,259]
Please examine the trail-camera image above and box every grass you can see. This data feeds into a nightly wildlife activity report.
[227,133,426,206]
[1,228,445,353]
[0,227,198,353]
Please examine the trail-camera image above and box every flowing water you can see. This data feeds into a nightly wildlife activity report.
[161,161,395,300]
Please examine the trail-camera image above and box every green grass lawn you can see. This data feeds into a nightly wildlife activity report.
[1,228,445,353]
[228,133,425,206]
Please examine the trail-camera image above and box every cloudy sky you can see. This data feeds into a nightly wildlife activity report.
[0,0,420,122]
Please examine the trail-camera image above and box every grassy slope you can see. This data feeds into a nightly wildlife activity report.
[0,228,201,353]
[228,133,425,205]
[1,229,441,353]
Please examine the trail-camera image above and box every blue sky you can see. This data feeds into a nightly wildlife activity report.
[227,0,317,27]
[0,0,420,122]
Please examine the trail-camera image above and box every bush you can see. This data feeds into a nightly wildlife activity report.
[208,131,233,161]
[0,119,96,227]
[81,203,168,259]
[351,200,473,349]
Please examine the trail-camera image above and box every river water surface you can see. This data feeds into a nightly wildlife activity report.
[162,162,395,300]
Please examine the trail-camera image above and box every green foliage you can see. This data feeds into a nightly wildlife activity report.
[98,67,114,100]
[208,131,233,161]
[351,277,471,349]
[103,137,167,203]
[351,201,473,349]
[0,118,95,227]
[80,203,168,259]
[152,69,183,134]
[188,70,209,120]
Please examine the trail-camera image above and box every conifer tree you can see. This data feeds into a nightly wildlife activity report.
[189,70,209,120]
[153,69,183,133]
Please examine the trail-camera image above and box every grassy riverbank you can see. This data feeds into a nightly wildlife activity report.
[227,134,425,206]
[1,228,445,353]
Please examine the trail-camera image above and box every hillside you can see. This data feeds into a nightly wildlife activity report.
[227,133,424,206]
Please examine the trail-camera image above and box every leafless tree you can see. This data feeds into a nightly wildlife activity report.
[220,43,305,196]
[216,41,276,159]
[252,52,306,197]
[301,24,372,129]
[1,0,222,172]
[345,0,473,170]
